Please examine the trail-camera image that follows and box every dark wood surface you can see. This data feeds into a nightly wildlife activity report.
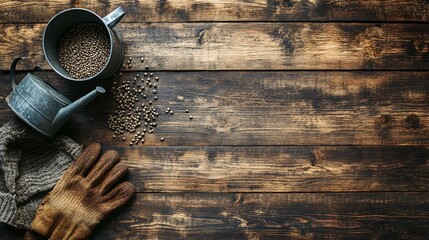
[0,1,428,239]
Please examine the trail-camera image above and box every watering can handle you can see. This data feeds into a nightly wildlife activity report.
[10,57,49,90]
[10,57,24,90]
[103,6,126,28]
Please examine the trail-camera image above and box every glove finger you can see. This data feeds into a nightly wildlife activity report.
[98,161,129,195]
[87,150,120,187]
[71,143,101,176]
[101,181,136,214]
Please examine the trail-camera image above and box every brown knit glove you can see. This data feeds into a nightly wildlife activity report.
[30,143,135,240]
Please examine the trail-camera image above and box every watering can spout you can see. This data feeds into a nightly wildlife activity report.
[52,86,105,128]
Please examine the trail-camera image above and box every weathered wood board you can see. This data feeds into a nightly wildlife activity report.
[2,193,428,239]
[1,23,428,70]
[121,145,429,192]
[2,71,428,145]
[0,0,428,23]
[91,192,429,239]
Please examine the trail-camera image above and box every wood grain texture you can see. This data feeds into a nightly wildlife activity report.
[1,23,428,71]
[0,0,428,23]
[2,193,428,239]
[2,71,428,146]
[91,192,429,239]
[120,145,429,192]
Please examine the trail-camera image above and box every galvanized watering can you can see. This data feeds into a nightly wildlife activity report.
[6,57,105,137]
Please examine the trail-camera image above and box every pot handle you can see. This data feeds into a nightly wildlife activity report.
[103,6,126,29]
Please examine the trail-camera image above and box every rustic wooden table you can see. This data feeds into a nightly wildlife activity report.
[1,1,429,239]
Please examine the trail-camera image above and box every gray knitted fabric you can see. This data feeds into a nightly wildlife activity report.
[0,119,82,229]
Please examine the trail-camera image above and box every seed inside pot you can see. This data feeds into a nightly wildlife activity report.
[58,22,110,80]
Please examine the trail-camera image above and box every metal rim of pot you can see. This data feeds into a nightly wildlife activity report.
[43,7,125,82]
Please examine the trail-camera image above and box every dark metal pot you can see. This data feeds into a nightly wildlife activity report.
[43,7,126,81]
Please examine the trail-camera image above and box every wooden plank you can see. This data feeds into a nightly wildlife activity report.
[0,0,428,23]
[1,23,428,71]
[2,193,428,239]
[92,193,429,239]
[120,145,429,192]
[1,71,429,146]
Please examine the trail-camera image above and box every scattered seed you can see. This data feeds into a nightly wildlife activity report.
[160,137,164,141]
[145,65,149,69]
[185,109,189,113]
[189,115,193,119]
